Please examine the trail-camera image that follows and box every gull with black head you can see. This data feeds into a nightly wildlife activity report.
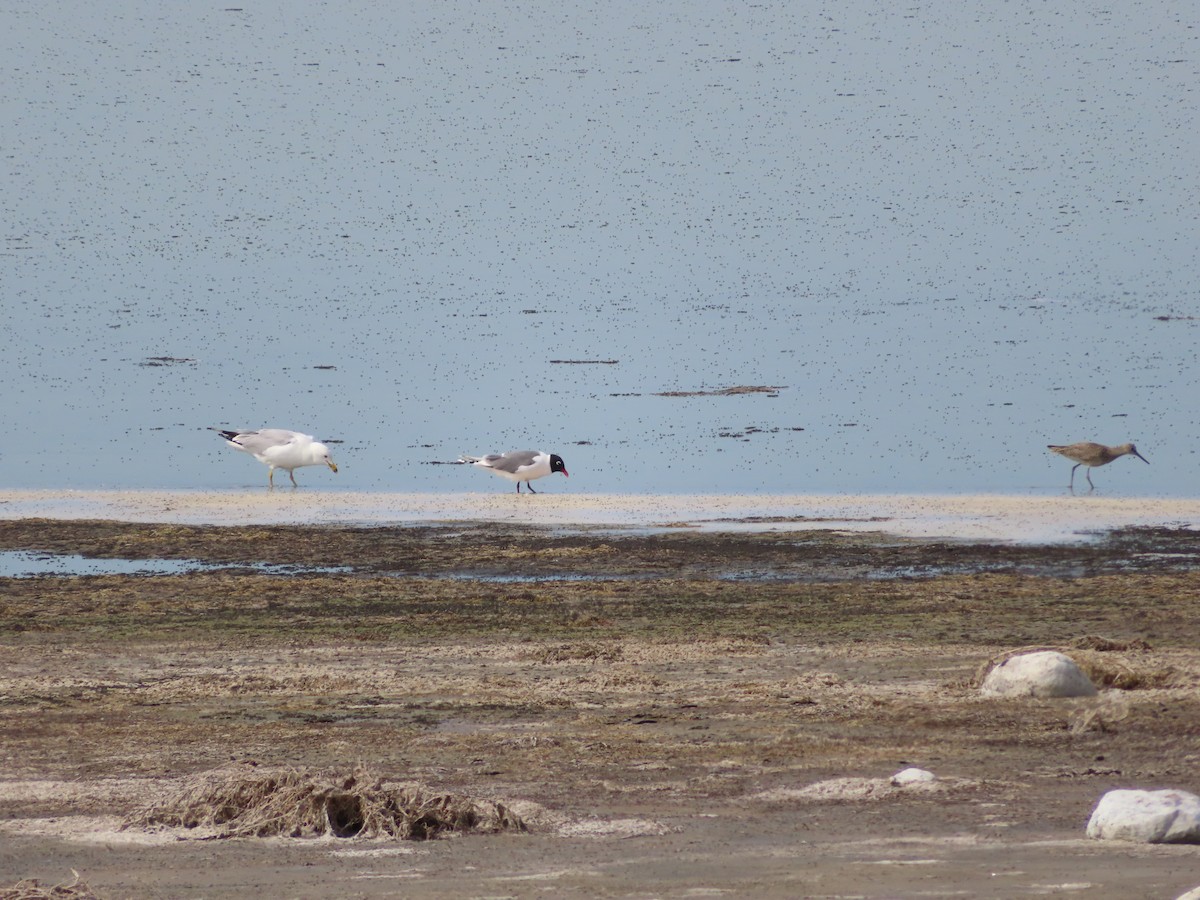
[459,450,568,493]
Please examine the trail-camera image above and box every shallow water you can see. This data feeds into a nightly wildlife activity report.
[0,549,352,578]
[4,2,1197,496]
[0,550,212,578]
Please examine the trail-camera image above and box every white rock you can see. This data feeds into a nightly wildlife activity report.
[890,767,937,786]
[1086,789,1200,844]
[979,650,1097,698]
[1174,887,1200,900]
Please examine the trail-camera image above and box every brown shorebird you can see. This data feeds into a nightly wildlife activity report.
[1047,442,1149,490]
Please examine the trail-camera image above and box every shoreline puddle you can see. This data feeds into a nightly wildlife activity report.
[0,550,352,579]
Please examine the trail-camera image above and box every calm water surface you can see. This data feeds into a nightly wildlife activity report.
[4,2,1197,495]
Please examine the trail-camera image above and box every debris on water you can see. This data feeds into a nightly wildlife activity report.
[140,357,196,366]
[718,425,784,439]
[655,385,785,397]
[549,359,619,364]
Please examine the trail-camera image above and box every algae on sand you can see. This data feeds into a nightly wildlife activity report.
[122,766,526,840]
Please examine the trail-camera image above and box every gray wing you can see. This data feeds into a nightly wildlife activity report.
[233,429,308,454]
[489,450,540,474]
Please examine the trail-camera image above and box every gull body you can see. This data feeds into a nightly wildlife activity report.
[212,427,338,487]
[459,450,568,493]
[1047,441,1148,490]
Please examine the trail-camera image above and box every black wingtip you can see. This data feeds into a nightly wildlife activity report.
[215,429,238,442]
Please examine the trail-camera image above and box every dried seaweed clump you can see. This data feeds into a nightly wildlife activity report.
[1069,635,1152,652]
[1067,652,1174,690]
[536,642,624,663]
[1,871,99,900]
[1065,636,1171,690]
[122,767,525,840]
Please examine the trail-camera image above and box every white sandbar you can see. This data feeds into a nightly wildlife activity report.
[1,489,1197,542]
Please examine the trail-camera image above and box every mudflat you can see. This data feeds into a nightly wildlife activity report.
[1,516,1199,898]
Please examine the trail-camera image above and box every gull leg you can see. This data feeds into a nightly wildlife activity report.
[269,467,276,488]
[290,470,298,487]
[526,482,537,494]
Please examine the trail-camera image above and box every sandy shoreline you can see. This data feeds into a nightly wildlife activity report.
[1,489,1198,542]
[3,516,1200,897]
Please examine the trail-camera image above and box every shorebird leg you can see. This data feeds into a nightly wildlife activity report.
[1069,463,1080,490]
[1086,468,1095,491]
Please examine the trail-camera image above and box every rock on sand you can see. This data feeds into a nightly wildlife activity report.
[979,650,1097,698]
[890,767,937,786]
[1086,789,1200,844]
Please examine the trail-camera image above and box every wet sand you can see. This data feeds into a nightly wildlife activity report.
[1,495,1199,898]
[3,488,1200,541]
